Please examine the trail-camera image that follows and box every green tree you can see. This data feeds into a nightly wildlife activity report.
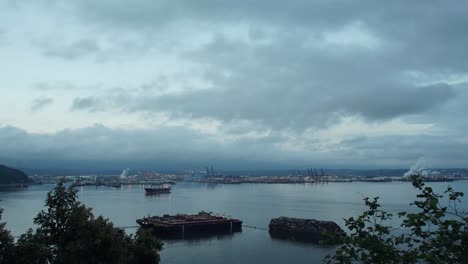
[10,229,50,264]
[1,180,163,264]
[0,209,14,263]
[324,175,468,264]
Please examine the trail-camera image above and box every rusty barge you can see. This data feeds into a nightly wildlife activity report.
[136,212,242,238]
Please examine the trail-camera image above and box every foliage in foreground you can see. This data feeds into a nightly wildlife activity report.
[0,181,162,264]
[325,175,468,264]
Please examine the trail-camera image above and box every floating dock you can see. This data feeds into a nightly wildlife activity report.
[136,212,242,238]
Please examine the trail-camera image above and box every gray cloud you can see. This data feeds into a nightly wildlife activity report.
[31,97,54,111]
[34,81,102,91]
[58,1,466,130]
[25,1,467,71]
[41,38,100,60]
[336,84,457,120]
[1,124,467,169]
[69,64,458,131]
[398,81,468,129]
[69,1,468,68]
[0,125,300,169]
[338,134,468,168]
[70,97,102,111]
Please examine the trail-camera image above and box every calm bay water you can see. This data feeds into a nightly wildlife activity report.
[1,181,467,263]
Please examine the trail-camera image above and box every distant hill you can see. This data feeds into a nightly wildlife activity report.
[0,164,29,185]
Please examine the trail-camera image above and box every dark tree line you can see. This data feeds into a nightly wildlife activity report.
[0,181,162,264]
[0,165,28,185]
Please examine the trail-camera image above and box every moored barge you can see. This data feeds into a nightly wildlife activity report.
[136,211,242,238]
[145,186,171,195]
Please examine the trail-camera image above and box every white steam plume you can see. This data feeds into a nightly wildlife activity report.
[120,168,130,178]
[404,157,431,177]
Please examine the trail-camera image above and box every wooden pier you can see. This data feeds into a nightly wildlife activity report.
[136,212,242,238]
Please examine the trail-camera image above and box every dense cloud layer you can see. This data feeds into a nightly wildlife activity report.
[71,82,457,130]
[59,0,466,128]
[0,125,303,169]
[1,1,468,169]
[1,124,467,169]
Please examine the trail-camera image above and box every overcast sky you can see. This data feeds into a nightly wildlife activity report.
[1,1,467,170]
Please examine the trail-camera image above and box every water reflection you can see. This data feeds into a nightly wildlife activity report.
[161,230,241,242]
